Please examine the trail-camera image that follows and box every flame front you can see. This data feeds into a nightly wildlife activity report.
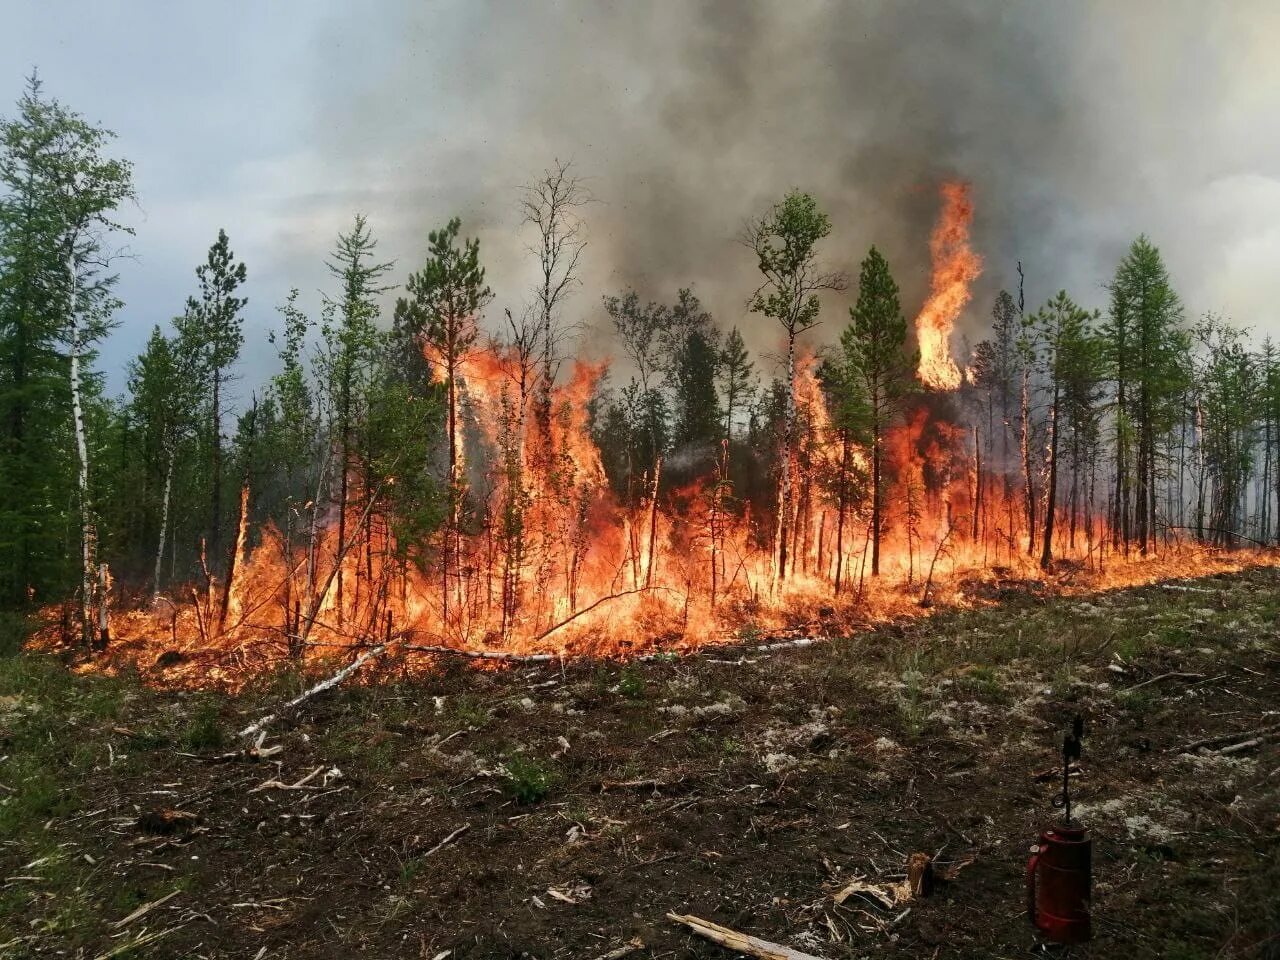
[915,181,982,390]
[41,181,1278,690]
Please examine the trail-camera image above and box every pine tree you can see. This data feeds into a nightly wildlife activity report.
[394,217,491,624]
[717,326,755,442]
[671,327,720,451]
[839,246,915,577]
[1029,291,1099,568]
[1105,236,1188,554]
[318,215,393,626]
[174,229,247,567]
[125,326,197,595]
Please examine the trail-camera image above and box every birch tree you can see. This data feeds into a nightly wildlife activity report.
[745,190,846,584]
[0,74,132,640]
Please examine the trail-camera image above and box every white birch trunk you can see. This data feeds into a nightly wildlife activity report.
[66,247,96,646]
[153,443,175,599]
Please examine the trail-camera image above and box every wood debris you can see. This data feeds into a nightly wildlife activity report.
[108,889,180,929]
[832,852,974,910]
[249,764,330,793]
[420,823,470,859]
[590,937,644,960]
[667,913,826,960]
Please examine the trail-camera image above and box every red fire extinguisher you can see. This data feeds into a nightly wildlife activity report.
[1027,716,1092,944]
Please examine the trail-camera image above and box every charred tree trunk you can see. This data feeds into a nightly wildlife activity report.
[1040,380,1061,570]
[774,330,797,586]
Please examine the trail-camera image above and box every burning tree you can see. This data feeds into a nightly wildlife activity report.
[5,75,1280,683]
[745,190,846,587]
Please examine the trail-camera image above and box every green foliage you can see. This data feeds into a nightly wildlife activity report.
[0,610,29,656]
[0,73,132,606]
[503,754,556,805]
[182,698,226,751]
[748,190,837,336]
[671,326,720,449]
[1104,235,1189,550]
[832,246,915,574]
[717,326,755,439]
[617,665,646,699]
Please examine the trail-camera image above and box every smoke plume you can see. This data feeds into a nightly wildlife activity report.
[297,0,1280,368]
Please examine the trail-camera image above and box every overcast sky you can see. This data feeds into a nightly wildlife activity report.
[6,1,1280,399]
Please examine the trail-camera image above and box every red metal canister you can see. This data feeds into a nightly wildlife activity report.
[1027,823,1092,944]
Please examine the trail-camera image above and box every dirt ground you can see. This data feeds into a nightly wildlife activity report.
[2,565,1278,959]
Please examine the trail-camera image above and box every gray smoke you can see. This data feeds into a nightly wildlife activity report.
[290,0,1280,375]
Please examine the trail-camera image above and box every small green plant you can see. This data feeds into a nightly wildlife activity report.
[1115,687,1156,715]
[617,665,646,699]
[1049,662,1082,701]
[449,694,491,728]
[896,653,929,738]
[182,700,226,751]
[956,665,1008,703]
[503,755,556,805]
[1157,625,1193,647]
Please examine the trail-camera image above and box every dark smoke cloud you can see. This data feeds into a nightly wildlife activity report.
[295,0,1280,373]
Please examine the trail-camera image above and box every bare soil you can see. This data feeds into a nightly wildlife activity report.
[2,566,1278,959]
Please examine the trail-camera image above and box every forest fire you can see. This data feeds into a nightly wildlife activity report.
[915,182,982,390]
[18,156,1279,691]
[39,172,1276,690]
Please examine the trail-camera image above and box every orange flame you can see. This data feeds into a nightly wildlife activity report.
[32,182,1280,691]
[915,181,982,390]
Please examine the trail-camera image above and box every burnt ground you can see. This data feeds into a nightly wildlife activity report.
[1,566,1279,959]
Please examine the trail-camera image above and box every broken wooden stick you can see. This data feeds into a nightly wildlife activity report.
[400,643,557,663]
[249,764,327,794]
[421,823,470,859]
[1171,722,1280,754]
[1123,671,1205,691]
[1214,731,1280,756]
[667,913,825,960]
[108,889,180,929]
[238,643,388,739]
[591,938,644,960]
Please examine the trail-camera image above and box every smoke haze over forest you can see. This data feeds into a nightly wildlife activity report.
[6,0,1280,395]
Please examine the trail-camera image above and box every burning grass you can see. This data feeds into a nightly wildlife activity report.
[31,544,1280,693]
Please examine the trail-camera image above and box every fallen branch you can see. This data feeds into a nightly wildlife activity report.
[591,938,644,960]
[108,889,180,929]
[238,643,388,739]
[401,643,556,663]
[249,764,327,794]
[667,913,825,960]
[93,925,183,960]
[1123,671,1205,692]
[745,636,824,654]
[599,777,683,793]
[532,586,671,644]
[1215,732,1280,756]
[1171,723,1280,754]
[420,823,470,859]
